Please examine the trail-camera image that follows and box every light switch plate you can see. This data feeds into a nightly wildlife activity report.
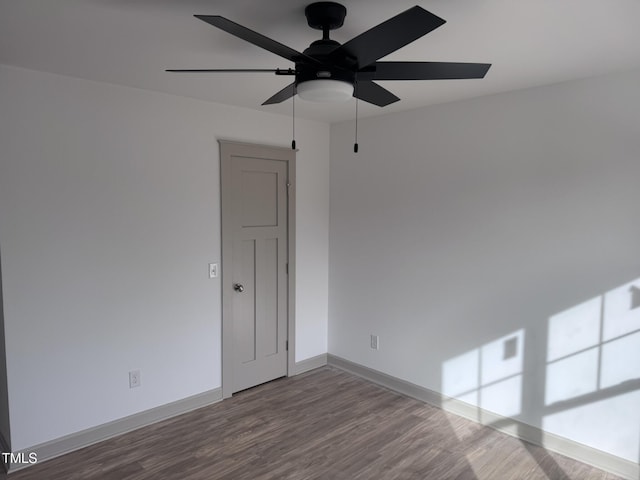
[209,263,218,279]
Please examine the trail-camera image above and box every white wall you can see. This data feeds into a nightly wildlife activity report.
[330,69,640,463]
[0,64,329,450]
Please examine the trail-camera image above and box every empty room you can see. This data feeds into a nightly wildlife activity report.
[0,1,639,479]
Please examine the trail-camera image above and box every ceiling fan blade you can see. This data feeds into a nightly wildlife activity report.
[354,81,400,107]
[362,62,492,80]
[262,83,296,105]
[195,15,320,65]
[330,6,446,69]
[166,68,295,73]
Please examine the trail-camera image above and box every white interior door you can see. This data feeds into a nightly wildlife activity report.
[220,141,294,396]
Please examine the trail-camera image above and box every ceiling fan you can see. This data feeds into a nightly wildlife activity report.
[167,2,491,108]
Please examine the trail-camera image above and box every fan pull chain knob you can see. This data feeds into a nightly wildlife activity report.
[353,91,359,153]
[291,87,297,150]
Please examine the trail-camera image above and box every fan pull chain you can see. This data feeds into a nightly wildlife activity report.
[291,87,297,150]
[354,83,359,153]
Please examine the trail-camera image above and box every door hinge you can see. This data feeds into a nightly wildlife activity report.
[286,340,289,351]
[286,182,291,196]
[286,263,289,274]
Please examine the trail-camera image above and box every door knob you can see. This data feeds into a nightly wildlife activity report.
[233,283,245,293]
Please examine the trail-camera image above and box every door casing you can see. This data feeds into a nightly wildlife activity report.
[219,140,296,398]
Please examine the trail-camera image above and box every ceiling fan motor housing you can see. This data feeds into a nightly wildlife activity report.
[299,38,354,87]
[304,2,347,31]
[300,3,355,89]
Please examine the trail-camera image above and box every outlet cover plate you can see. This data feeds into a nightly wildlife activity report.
[129,370,141,388]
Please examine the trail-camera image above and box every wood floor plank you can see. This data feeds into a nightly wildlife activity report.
[4,366,626,480]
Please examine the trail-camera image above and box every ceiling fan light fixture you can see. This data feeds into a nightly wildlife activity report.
[297,79,353,103]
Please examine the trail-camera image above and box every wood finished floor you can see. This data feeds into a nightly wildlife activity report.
[5,366,625,480]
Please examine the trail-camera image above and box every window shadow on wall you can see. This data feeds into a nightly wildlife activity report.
[441,277,640,479]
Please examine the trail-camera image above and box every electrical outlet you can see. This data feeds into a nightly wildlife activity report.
[370,335,379,350]
[129,370,141,388]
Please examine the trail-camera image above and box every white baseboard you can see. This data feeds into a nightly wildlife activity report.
[7,353,328,474]
[8,387,222,473]
[327,354,639,480]
[294,353,327,375]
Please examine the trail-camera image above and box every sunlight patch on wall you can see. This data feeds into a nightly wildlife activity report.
[603,280,640,341]
[442,330,525,419]
[442,350,479,402]
[600,331,640,388]
[547,297,601,362]
[545,349,599,405]
[544,277,640,462]
[543,390,640,462]
[545,277,640,406]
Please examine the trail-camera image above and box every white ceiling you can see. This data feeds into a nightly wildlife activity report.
[1,0,640,123]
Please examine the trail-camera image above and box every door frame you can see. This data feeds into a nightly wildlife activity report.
[219,140,296,398]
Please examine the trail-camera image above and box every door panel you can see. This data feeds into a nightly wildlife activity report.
[236,239,256,364]
[261,237,279,357]
[241,171,279,227]
[225,150,289,394]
